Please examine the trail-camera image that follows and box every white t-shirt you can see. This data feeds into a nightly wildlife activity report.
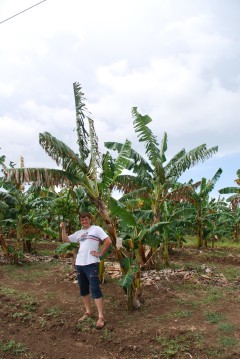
[68,225,108,265]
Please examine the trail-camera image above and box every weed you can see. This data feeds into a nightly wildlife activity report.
[192,300,201,308]
[101,328,112,340]
[204,287,222,304]
[37,249,54,256]
[205,347,224,357]
[156,336,189,358]
[219,336,238,347]
[12,312,25,318]
[76,320,93,332]
[217,322,236,332]
[171,310,193,318]
[22,299,38,312]
[0,339,27,354]
[205,312,225,324]
[38,317,47,328]
[44,305,63,317]
[0,287,18,296]
[222,267,240,280]
[44,292,57,299]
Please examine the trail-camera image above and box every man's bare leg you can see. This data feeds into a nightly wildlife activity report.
[95,297,105,329]
[81,294,92,314]
[94,297,104,318]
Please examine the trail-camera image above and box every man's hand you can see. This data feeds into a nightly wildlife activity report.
[90,250,99,258]
[60,222,66,229]
[60,222,69,242]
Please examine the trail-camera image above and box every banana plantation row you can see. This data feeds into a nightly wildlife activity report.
[0,82,239,309]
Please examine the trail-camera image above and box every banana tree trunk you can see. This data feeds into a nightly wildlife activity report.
[127,269,141,310]
[197,210,202,249]
[93,197,142,310]
[14,215,24,264]
[0,234,10,257]
[99,259,105,283]
[234,223,239,243]
[163,230,170,266]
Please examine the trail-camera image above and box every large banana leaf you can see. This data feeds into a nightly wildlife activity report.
[159,132,168,163]
[200,168,222,197]
[109,197,136,226]
[112,139,133,181]
[100,140,134,192]
[167,144,218,180]
[105,141,153,175]
[100,152,114,191]
[88,117,101,183]
[132,107,160,165]
[6,168,73,187]
[0,201,9,209]
[219,187,239,194]
[73,81,90,161]
[39,132,88,173]
[110,175,151,193]
[138,221,169,240]
[0,191,17,206]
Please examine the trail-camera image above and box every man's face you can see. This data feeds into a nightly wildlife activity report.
[80,216,91,228]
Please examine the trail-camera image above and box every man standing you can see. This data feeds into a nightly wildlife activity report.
[60,212,112,329]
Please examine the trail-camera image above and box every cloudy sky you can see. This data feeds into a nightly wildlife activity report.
[0,0,240,198]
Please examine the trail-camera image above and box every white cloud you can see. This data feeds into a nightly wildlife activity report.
[0,0,240,194]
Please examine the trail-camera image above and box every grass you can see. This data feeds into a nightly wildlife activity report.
[219,336,238,347]
[217,322,236,332]
[0,340,27,354]
[205,311,225,324]
[22,298,38,312]
[156,336,189,358]
[44,291,57,299]
[44,305,63,317]
[0,286,18,296]
[220,266,240,280]
[0,286,39,308]
[204,347,224,357]
[38,317,47,328]
[0,260,60,282]
[101,328,113,340]
[76,317,95,332]
[204,287,223,304]
[170,310,193,318]
[37,249,55,256]
[184,236,240,250]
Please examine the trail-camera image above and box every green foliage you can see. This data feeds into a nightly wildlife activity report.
[55,242,79,254]
[118,259,139,289]
[0,340,27,354]
[205,312,225,324]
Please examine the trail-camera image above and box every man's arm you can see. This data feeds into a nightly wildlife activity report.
[59,222,70,242]
[90,236,112,258]
[99,237,112,258]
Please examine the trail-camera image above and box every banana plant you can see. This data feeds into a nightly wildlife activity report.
[219,169,240,242]
[4,82,142,309]
[183,169,223,248]
[5,83,129,249]
[105,108,219,263]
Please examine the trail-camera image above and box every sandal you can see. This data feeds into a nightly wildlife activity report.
[78,312,94,323]
[96,317,106,329]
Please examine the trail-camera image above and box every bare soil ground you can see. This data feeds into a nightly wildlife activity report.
[0,242,240,359]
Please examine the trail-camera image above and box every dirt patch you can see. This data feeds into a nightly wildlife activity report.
[0,246,240,359]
